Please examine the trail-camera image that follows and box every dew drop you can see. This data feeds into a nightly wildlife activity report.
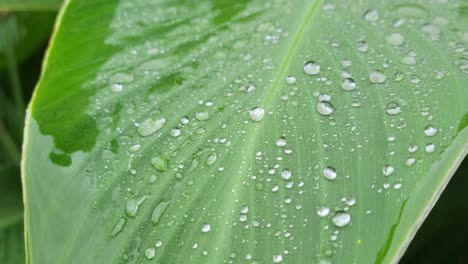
[406,157,416,167]
[201,223,211,233]
[385,102,401,115]
[273,254,283,263]
[386,33,404,46]
[151,156,168,172]
[170,128,181,137]
[281,169,292,180]
[323,167,337,180]
[317,206,330,217]
[111,83,123,92]
[249,107,265,122]
[276,137,287,147]
[424,125,438,137]
[356,41,369,53]
[408,145,418,153]
[303,61,320,75]
[369,70,386,83]
[138,117,166,137]
[363,9,379,21]
[145,247,156,260]
[332,212,351,227]
[151,201,170,224]
[111,217,126,237]
[286,75,297,84]
[383,165,394,176]
[206,152,217,166]
[126,196,147,217]
[425,143,435,153]
[341,78,356,91]
[195,111,210,121]
[317,102,335,116]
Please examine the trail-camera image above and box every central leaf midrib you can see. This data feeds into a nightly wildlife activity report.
[262,0,322,108]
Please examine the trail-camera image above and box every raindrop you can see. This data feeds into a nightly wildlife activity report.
[151,201,170,224]
[303,61,320,75]
[406,157,416,167]
[332,212,351,227]
[286,75,297,84]
[111,217,126,236]
[138,117,166,137]
[408,145,418,153]
[249,107,265,122]
[317,206,330,217]
[424,125,438,137]
[276,137,287,147]
[356,41,369,53]
[425,143,435,153]
[111,83,123,92]
[206,152,217,166]
[273,255,283,263]
[281,169,292,180]
[323,167,337,180]
[369,70,386,83]
[181,116,190,124]
[171,128,181,137]
[386,102,401,115]
[126,196,147,217]
[383,165,394,176]
[341,78,356,91]
[363,9,379,21]
[201,223,211,233]
[145,248,156,260]
[195,111,210,121]
[317,102,335,116]
[386,33,404,46]
[151,156,168,172]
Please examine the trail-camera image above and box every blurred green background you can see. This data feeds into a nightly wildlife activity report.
[0,4,466,264]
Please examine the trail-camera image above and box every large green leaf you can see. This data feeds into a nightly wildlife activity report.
[0,0,61,11]
[23,0,468,263]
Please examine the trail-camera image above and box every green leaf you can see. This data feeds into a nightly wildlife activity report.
[0,0,61,11]
[23,0,468,263]
[0,220,25,264]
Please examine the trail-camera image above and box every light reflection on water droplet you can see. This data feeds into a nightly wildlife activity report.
[317,102,334,116]
[249,107,265,122]
[323,167,337,180]
[303,61,320,75]
[332,212,351,227]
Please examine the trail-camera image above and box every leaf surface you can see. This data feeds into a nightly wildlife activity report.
[23,0,468,263]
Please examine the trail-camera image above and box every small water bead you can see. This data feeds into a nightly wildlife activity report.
[239,215,247,222]
[201,223,211,233]
[332,212,351,227]
[386,33,404,46]
[317,206,330,217]
[249,107,265,122]
[383,165,394,176]
[151,156,168,172]
[170,128,181,137]
[341,78,356,91]
[145,247,156,260]
[281,169,292,180]
[126,196,147,217]
[111,217,126,236]
[409,145,418,153]
[363,9,379,21]
[273,255,283,263]
[394,182,402,190]
[424,125,438,137]
[195,111,209,121]
[206,152,217,166]
[285,75,297,84]
[303,61,321,75]
[111,83,123,92]
[241,206,249,214]
[180,116,189,125]
[406,157,416,166]
[323,167,337,180]
[317,101,335,116]
[276,137,287,147]
[425,143,435,153]
[369,70,386,83]
[356,41,369,53]
[394,71,405,81]
[341,59,351,68]
[318,94,331,102]
[345,196,357,206]
[386,102,401,115]
[138,117,166,137]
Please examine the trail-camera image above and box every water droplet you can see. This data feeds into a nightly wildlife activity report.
[181,116,190,124]
[386,33,404,46]
[171,128,181,137]
[386,102,401,115]
[151,201,170,224]
[111,217,126,236]
[201,223,211,233]
[111,83,123,92]
[195,111,209,121]
[281,169,292,180]
[332,212,351,227]
[406,157,416,167]
[285,75,297,84]
[303,61,320,75]
[383,165,394,176]
[345,196,357,206]
[369,70,386,83]
[273,254,283,263]
[341,59,352,68]
[145,247,156,260]
[424,125,438,137]
[206,152,217,166]
[276,137,287,147]
[323,167,337,180]
[317,102,334,116]
[356,41,369,53]
[317,206,330,217]
[425,143,435,153]
[249,107,265,122]
[126,196,147,217]
[363,9,379,21]
[138,117,166,137]
[341,78,356,91]
[409,145,418,153]
[151,156,168,172]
